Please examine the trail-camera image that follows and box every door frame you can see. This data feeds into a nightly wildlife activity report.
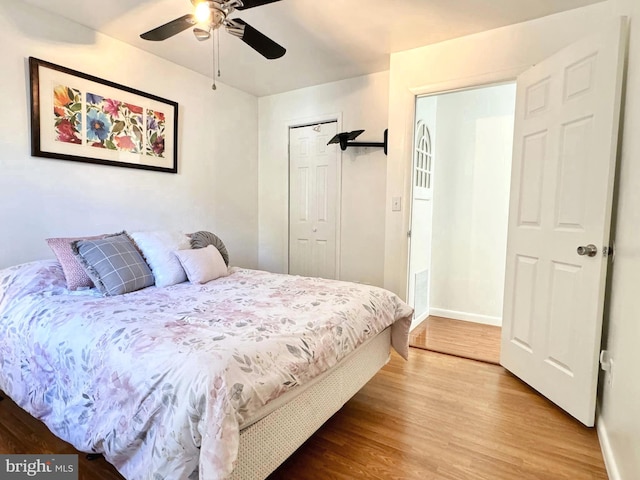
[285,113,343,278]
[407,81,517,328]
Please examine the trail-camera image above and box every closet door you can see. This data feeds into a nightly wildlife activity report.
[289,122,339,279]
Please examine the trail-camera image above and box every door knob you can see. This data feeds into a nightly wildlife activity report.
[577,244,598,257]
[312,227,317,232]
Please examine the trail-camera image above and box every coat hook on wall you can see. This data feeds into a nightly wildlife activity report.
[327,129,388,155]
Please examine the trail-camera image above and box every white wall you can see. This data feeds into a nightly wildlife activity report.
[429,84,515,325]
[0,1,259,270]
[598,1,640,479]
[258,71,389,286]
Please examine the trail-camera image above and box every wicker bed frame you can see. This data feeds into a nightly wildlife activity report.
[230,327,391,479]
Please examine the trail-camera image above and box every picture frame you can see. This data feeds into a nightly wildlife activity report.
[29,57,179,174]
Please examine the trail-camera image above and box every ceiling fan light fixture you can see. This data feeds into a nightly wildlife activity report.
[195,1,212,22]
[141,0,286,60]
[194,27,211,40]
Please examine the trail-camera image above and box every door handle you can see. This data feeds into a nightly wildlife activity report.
[312,226,317,232]
[577,244,598,257]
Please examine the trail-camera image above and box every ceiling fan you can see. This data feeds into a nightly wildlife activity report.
[140,0,286,60]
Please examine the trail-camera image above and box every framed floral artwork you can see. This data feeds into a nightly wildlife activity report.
[29,57,178,173]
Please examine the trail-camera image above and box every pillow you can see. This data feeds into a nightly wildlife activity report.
[46,234,108,290]
[129,231,190,287]
[174,245,228,284]
[71,232,154,296]
[188,231,229,266]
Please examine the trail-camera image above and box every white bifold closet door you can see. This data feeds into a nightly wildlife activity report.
[289,122,339,279]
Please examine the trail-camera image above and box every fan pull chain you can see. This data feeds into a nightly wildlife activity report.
[211,28,217,90]
[217,28,221,78]
[211,29,222,90]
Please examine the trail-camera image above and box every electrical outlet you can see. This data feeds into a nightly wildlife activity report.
[392,196,402,212]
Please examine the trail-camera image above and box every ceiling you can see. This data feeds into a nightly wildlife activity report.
[20,0,603,97]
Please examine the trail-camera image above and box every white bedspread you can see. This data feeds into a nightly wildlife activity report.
[0,260,411,479]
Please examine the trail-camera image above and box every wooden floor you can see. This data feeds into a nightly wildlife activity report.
[0,348,606,480]
[410,315,502,365]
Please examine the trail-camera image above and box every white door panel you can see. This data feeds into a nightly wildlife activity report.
[289,122,339,279]
[501,18,626,426]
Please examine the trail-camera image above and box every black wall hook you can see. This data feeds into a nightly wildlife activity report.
[327,129,388,155]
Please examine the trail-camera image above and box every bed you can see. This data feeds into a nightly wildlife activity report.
[0,258,412,480]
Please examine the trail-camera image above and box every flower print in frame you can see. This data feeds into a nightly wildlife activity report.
[86,94,144,153]
[30,57,178,173]
[53,85,82,145]
[146,109,166,157]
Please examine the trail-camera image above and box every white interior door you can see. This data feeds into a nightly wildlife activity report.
[501,19,626,426]
[289,122,339,279]
[408,120,435,327]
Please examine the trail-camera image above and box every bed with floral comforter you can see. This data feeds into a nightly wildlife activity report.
[0,260,412,480]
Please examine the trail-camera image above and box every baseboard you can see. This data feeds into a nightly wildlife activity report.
[429,308,501,327]
[597,410,621,480]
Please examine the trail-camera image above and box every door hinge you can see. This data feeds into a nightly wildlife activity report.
[603,244,614,261]
[407,230,412,238]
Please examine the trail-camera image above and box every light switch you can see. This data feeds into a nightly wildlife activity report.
[392,196,402,212]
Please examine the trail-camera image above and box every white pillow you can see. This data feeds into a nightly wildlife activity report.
[174,245,228,284]
[129,231,190,287]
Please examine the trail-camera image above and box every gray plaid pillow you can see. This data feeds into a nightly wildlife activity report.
[72,232,154,296]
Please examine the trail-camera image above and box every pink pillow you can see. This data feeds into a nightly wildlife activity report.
[174,245,228,284]
[46,234,108,290]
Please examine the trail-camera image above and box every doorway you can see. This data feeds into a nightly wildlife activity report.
[408,82,516,360]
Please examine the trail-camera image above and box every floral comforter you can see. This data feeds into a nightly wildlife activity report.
[0,260,412,480]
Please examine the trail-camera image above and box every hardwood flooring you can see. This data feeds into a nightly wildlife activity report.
[410,316,502,365]
[0,348,606,479]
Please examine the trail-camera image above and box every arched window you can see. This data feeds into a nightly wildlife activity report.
[414,121,433,191]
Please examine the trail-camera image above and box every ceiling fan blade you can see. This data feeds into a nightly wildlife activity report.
[226,18,286,59]
[235,0,281,11]
[141,14,196,41]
